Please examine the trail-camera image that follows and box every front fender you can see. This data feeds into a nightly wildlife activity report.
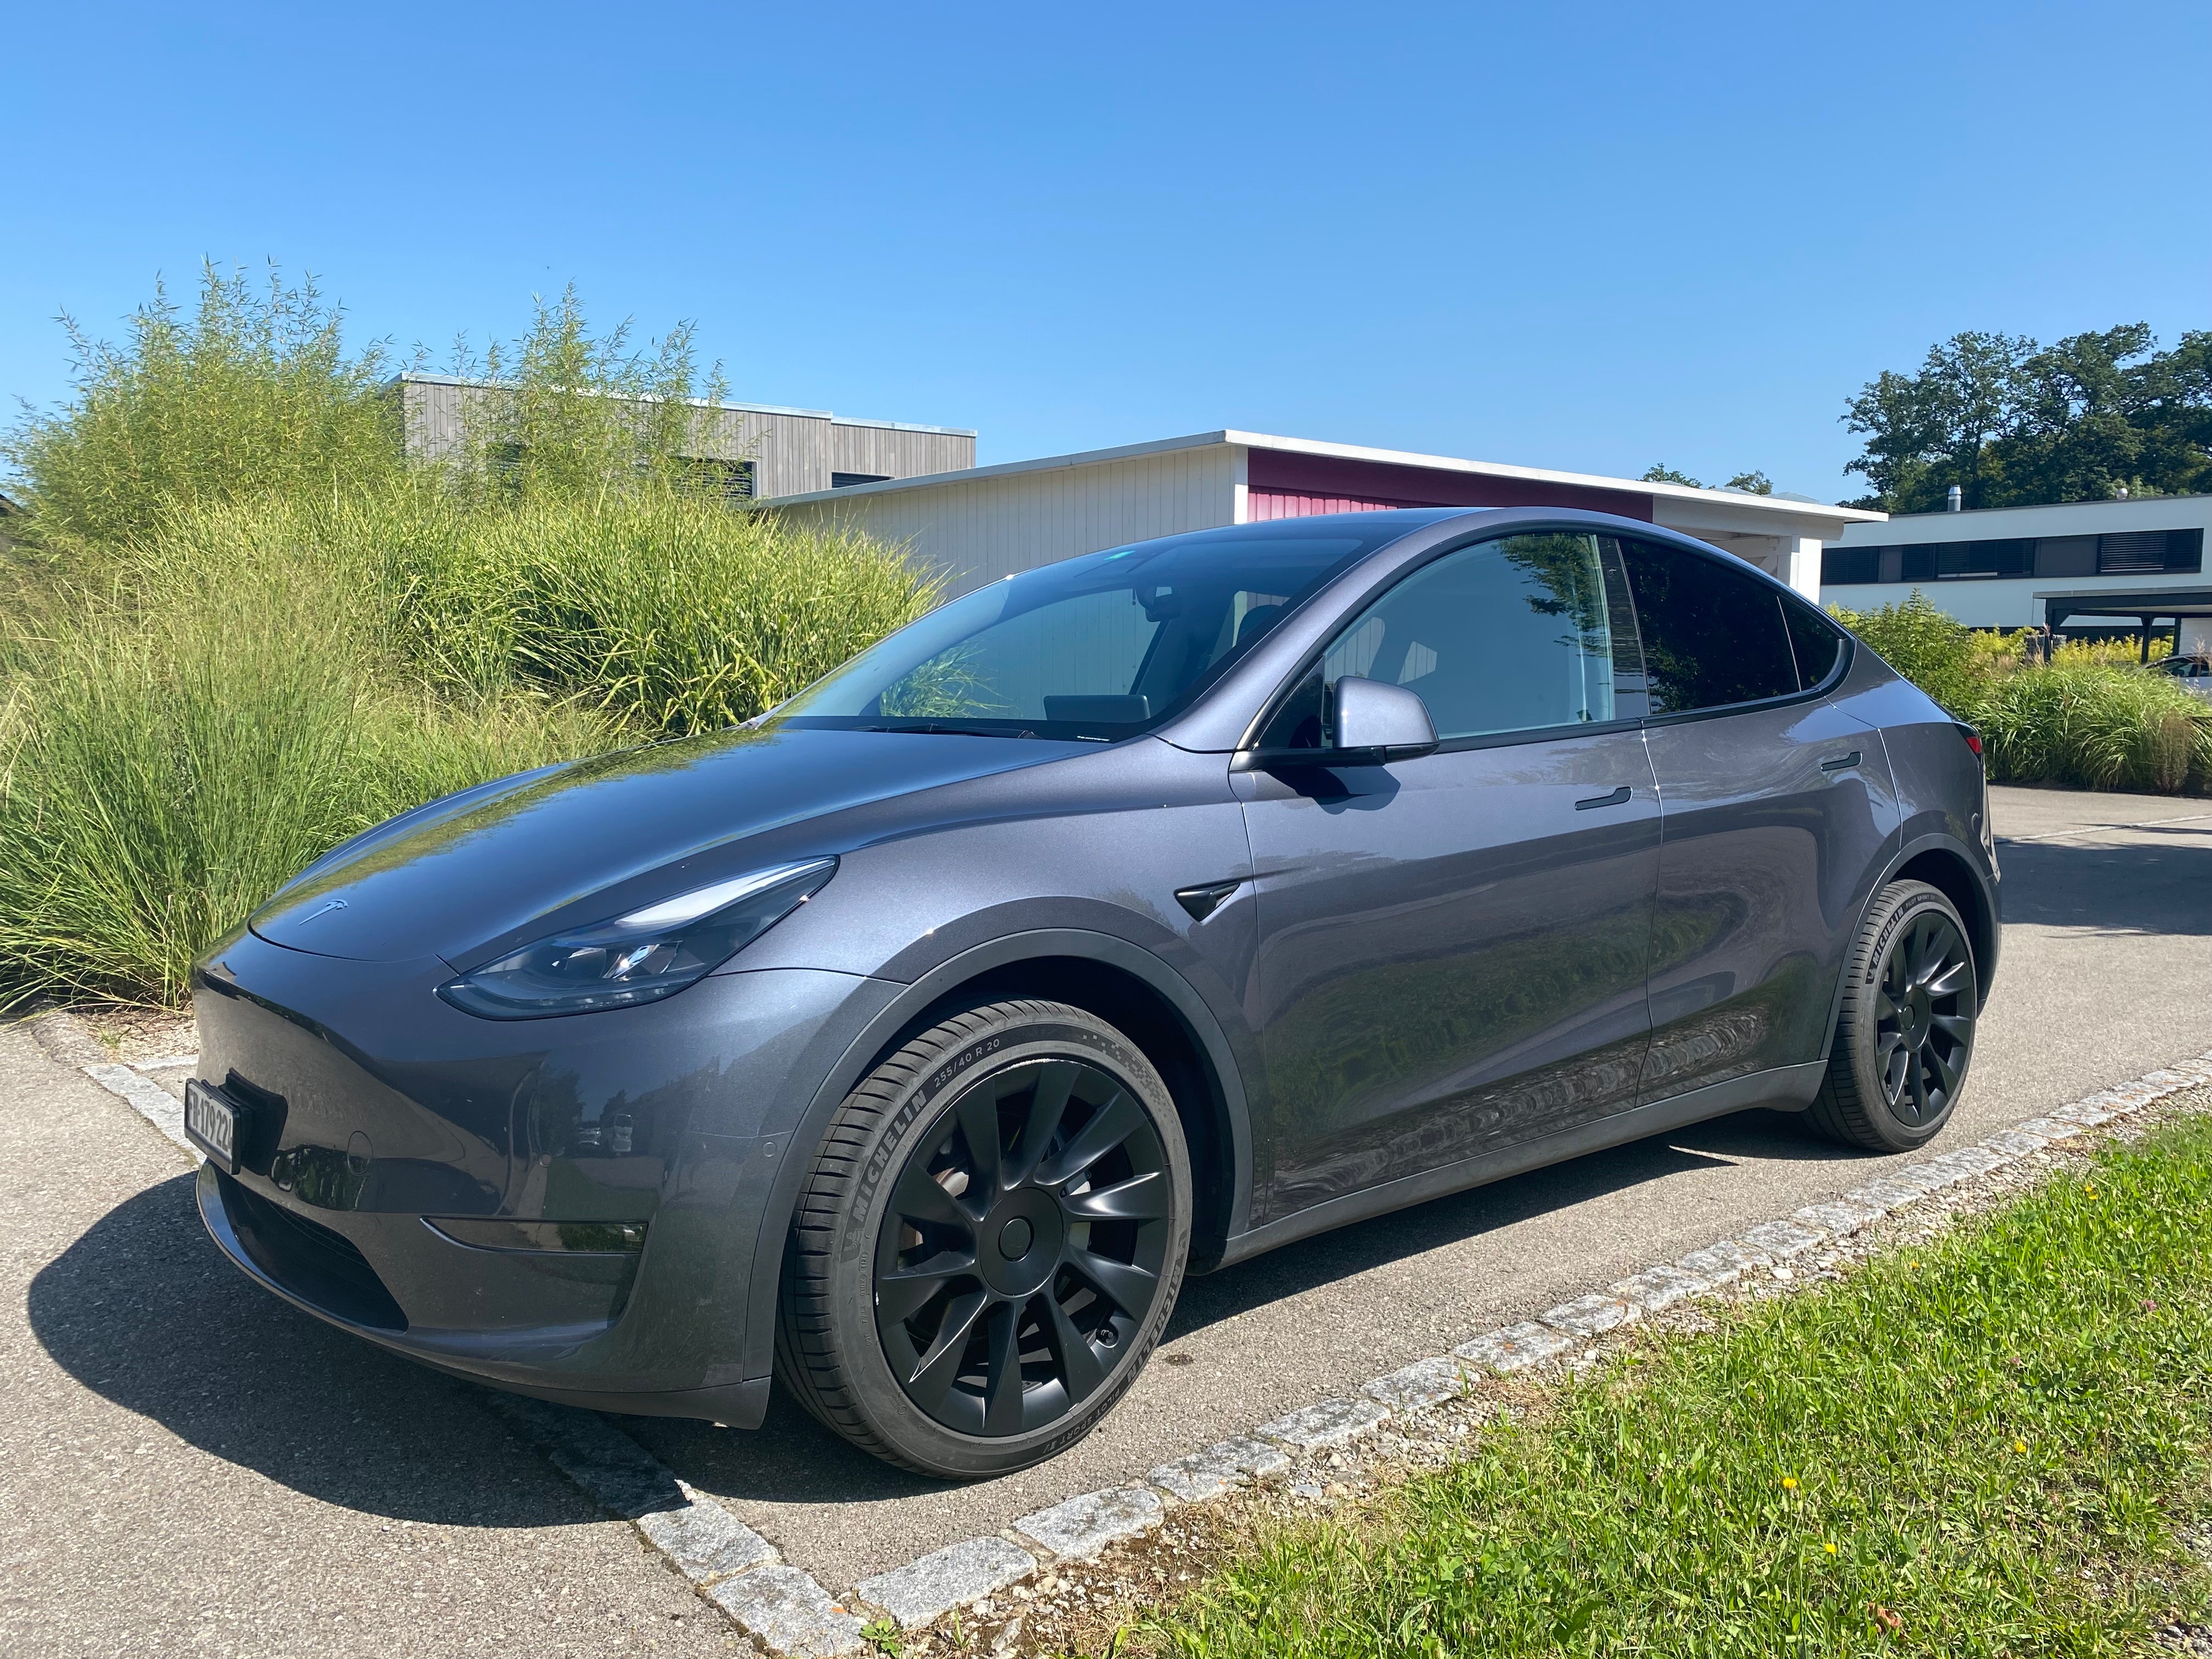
[731,927,1255,1389]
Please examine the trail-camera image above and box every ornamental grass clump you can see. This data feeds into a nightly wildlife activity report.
[1830,591,2212,794]
[0,269,940,1007]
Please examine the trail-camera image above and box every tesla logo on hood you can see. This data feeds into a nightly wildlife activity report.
[297,899,349,926]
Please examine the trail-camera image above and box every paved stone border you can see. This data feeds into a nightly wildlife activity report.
[812,1048,2212,1650]
[37,1001,2212,1656]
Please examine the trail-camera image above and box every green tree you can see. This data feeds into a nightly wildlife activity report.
[1640,463,1701,487]
[1842,324,2212,511]
[1841,331,2032,512]
[1724,470,1773,495]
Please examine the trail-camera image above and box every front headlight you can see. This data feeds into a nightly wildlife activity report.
[436,859,837,1020]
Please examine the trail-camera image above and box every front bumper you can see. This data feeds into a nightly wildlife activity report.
[189,926,898,1421]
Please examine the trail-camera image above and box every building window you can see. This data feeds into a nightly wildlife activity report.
[2035,537,2098,577]
[679,458,757,500]
[2100,528,2202,574]
[831,472,892,489]
[1825,527,2203,585]
[1821,545,1878,585]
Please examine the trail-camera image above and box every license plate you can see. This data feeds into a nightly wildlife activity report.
[184,1078,243,1171]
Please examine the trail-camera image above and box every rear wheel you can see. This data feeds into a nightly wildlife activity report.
[775,1000,1190,1478]
[1807,879,1978,1152]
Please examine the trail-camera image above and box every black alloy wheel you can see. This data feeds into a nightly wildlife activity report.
[1809,879,1979,1152]
[873,1056,1173,1436]
[776,1000,1192,1478]
[1871,907,1974,1126]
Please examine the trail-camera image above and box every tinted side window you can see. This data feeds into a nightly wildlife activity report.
[1781,594,1845,690]
[1619,540,1798,714]
[1268,533,1637,746]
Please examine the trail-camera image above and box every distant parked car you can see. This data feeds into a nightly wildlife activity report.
[189,508,1999,1477]
[2156,652,2212,699]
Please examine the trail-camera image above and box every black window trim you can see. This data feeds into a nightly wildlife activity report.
[1237,521,1849,760]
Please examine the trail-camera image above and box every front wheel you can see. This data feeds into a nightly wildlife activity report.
[776,1000,1192,1478]
[1807,879,1979,1152]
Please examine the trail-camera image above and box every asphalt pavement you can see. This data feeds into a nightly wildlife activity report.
[6,783,2210,1648]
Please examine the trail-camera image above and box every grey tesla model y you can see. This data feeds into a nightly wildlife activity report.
[190,507,1997,1477]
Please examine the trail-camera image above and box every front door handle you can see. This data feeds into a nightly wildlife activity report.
[1575,785,1633,810]
[1174,879,1243,922]
[1819,750,1863,772]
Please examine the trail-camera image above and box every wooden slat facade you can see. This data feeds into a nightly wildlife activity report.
[830,420,975,483]
[388,375,969,499]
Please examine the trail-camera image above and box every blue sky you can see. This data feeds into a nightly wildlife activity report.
[7,1,2207,500]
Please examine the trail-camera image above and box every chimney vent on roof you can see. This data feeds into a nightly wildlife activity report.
[1946,485,1962,512]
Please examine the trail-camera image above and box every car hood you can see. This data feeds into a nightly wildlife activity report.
[248,725,1095,964]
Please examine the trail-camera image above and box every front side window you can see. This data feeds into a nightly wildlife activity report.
[777,525,1409,740]
[1619,540,1799,714]
[1266,532,1643,747]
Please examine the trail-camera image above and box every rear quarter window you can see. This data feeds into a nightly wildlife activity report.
[1620,540,1799,714]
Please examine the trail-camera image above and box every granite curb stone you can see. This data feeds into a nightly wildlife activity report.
[1842,1177,1928,1214]
[1737,1220,1825,1260]
[854,1536,1039,1629]
[1541,1291,1639,1336]
[1609,1265,1713,1312]
[1147,1437,1289,1503]
[1791,1199,1884,1238]
[712,1567,869,1657]
[1255,1396,1392,1450]
[1453,1321,1576,1372]
[1014,1487,1165,1561]
[1361,1355,1478,1411]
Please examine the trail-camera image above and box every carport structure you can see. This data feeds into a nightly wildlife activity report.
[2041,587,2212,661]
[765,429,1881,600]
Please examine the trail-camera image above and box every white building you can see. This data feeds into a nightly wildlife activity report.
[763,429,1882,601]
[1821,495,2212,656]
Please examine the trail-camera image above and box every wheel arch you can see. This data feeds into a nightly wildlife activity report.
[736,929,1252,1387]
[1812,831,2000,1071]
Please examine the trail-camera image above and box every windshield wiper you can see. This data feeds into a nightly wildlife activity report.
[858,722,1042,740]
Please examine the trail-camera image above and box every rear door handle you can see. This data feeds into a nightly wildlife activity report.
[1819,750,1863,772]
[1575,785,1633,810]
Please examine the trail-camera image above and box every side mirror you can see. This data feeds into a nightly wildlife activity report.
[1330,676,1438,763]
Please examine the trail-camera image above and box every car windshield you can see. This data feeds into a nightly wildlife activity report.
[774,522,1420,740]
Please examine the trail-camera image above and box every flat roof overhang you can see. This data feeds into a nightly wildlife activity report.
[760,428,1884,537]
[2043,588,2212,627]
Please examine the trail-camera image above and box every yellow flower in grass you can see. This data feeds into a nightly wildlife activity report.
[1825,1542,1838,1556]
[1781,1476,1799,1491]
[2013,1439,2028,1454]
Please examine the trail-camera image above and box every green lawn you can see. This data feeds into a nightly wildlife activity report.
[1138,1114,2212,1658]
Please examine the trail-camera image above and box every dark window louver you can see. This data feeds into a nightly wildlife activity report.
[832,472,893,489]
[2098,531,2172,573]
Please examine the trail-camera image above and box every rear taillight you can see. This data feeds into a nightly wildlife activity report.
[1955,723,1984,758]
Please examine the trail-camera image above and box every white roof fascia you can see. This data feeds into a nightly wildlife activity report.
[830,415,979,437]
[1217,431,1887,529]
[387,371,837,421]
[761,426,1887,531]
[760,431,1240,507]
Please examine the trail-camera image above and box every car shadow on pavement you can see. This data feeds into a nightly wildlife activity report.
[1164,1106,1848,1341]
[1994,827,2212,935]
[622,1105,1877,1507]
[28,1172,620,1527]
